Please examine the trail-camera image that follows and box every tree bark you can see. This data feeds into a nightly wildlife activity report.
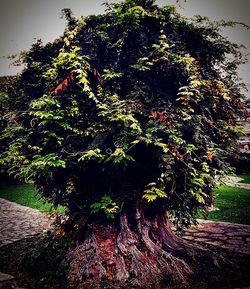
[67,204,218,289]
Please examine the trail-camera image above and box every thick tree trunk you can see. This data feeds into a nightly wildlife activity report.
[67,205,217,289]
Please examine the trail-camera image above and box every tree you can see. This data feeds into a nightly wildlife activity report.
[0,75,20,182]
[0,0,248,287]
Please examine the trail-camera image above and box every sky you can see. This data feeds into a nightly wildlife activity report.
[0,0,249,89]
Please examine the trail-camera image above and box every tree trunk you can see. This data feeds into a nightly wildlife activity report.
[67,204,218,289]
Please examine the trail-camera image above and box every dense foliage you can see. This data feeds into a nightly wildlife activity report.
[0,76,20,183]
[21,233,70,289]
[235,153,250,174]
[0,0,247,228]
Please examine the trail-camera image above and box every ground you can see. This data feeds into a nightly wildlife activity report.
[0,176,250,288]
[0,197,250,288]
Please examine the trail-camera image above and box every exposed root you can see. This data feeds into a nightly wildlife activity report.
[118,213,189,287]
[67,206,224,289]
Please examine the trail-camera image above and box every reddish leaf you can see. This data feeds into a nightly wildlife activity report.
[53,71,74,95]
[152,111,157,121]
[207,151,213,163]
[157,112,165,123]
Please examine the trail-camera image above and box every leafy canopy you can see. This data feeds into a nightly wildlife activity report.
[0,0,247,227]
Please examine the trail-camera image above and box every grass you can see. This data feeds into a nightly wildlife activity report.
[238,174,250,184]
[0,184,65,213]
[207,185,250,225]
[0,183,249,225]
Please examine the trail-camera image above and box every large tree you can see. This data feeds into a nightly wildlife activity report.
[1,0,248,288]
[0,75,20,181]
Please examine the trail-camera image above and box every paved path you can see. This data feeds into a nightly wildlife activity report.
[0,198,50,247]
[182,176,250,254]
[223,176,250,190]
[0,195,250,256]
[183,219,250,255]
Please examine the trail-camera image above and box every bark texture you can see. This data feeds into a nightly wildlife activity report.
[67,206,214,289]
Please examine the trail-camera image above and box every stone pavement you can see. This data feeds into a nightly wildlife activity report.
[223,176,250,190]
[1,196,250,256]
[0,198,51,247]
[183,219,250,255]
[1,196,250,255]
[0,272,22,289]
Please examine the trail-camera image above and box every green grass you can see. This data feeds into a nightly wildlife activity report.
[0,184,65,213]
[238,174,250,184]
[1,183,249,225]
[207,185,250,225]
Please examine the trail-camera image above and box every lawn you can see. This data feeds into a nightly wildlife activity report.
[207,185,250,225]
[0,183,249,225]
[0,184,65,213]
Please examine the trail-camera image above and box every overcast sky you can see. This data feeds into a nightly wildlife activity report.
[0,0,249,89]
